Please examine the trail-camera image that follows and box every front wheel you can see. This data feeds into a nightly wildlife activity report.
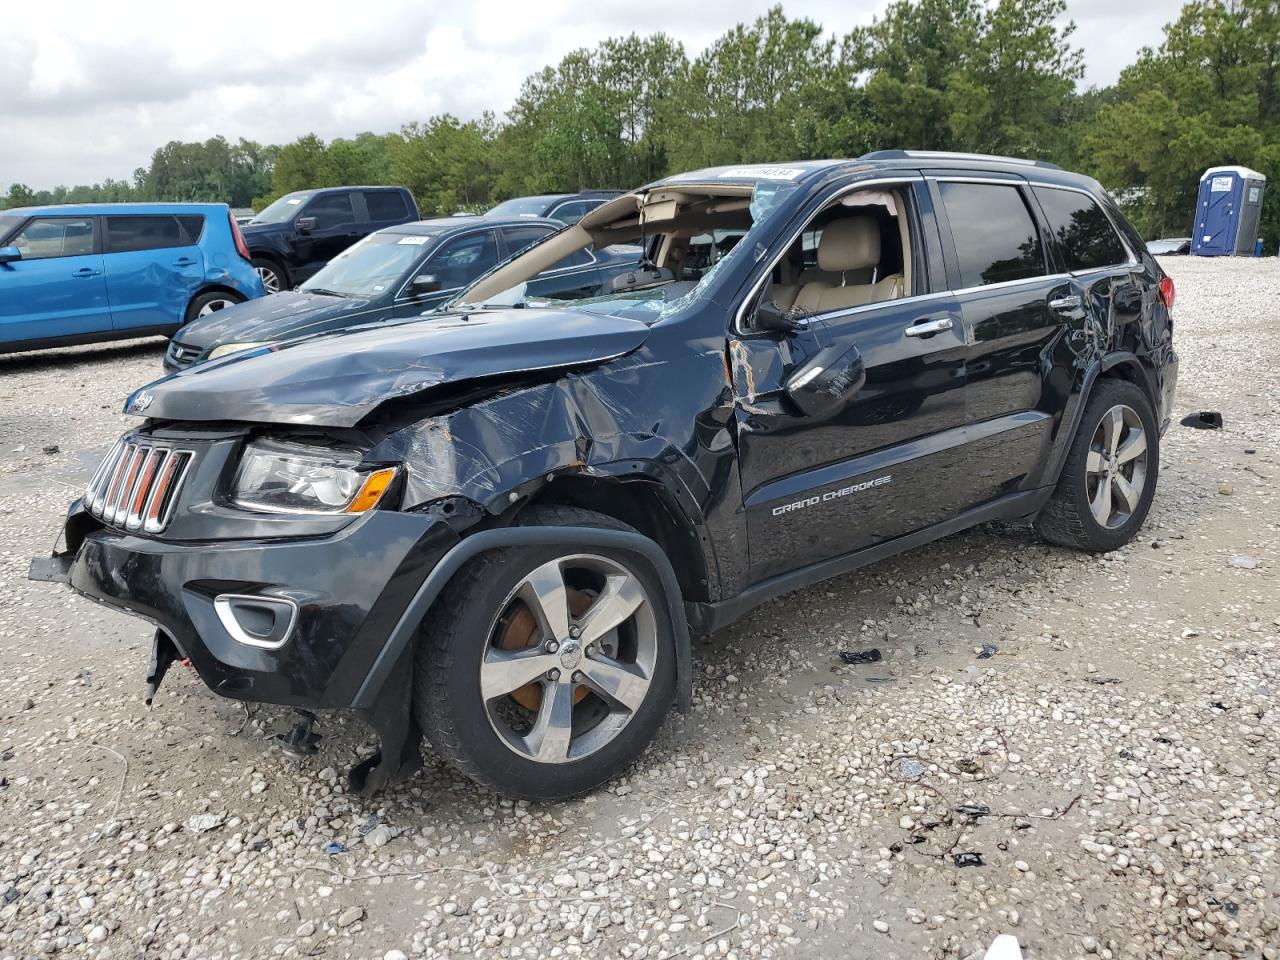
[1036,378,1159,552]
[414,507,676,800]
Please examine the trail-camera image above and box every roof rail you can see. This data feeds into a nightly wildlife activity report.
[860,149,1063,171]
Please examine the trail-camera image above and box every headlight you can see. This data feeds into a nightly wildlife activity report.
[232,440,397,514]
[208,341,270,361]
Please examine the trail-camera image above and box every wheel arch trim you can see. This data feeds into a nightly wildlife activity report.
[351,525,693,714]
[1043,351,1157,488]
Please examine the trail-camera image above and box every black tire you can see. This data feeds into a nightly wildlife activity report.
[413,506,677,801]
[1035,378,1159,551]
[250,256,288,293]
[184,290,244,325]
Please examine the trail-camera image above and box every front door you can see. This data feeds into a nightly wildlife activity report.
[0,216,110,346]
[294,192,359,280]
[731,184,971,583]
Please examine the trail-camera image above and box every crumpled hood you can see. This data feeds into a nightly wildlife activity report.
[176,290,383,352]
[128,309,651,428]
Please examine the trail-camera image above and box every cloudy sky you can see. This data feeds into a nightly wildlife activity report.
[1,0,1185,189]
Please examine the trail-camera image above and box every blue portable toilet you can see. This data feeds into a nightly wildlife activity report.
[1191,166,1266,256]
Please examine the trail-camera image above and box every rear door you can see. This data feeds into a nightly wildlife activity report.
[362,189,412,230]
[931,177,1067,502]
[1029,182,1147,452]
[499,224,604,300]
[731,179,972,582]
[102,214,205,330]
[0,215,110,345]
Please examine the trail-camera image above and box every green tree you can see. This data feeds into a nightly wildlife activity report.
[1085,0,1280,248]
[667,6,860,169]
[2,183,39,209]
[258,133,328,205]
[946,0,1084,157]
[852,0,983,151]
[389,114,500,215]
[498,33,688,196]
[317,133,393,188]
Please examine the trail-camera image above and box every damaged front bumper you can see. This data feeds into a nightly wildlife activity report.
[32,499,459,792]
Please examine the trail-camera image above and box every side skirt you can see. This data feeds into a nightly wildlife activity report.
[687,488,1051,636]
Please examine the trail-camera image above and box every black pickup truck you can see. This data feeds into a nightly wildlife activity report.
[240,186,420,292]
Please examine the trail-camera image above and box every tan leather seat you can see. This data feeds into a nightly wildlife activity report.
[793,217,903,314]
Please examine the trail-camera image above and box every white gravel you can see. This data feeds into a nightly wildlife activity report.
[1,256,1277,959]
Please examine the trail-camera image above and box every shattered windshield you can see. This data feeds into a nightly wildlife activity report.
[459,179,798,321]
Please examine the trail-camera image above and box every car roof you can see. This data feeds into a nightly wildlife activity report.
[381,216,564,237]
[647,152,1102,193]
[1,201,230,217]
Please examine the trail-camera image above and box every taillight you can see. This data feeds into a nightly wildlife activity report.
[229,212,252,262]
[1158,275,1176,309]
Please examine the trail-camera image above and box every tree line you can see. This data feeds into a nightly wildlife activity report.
[5,0,1278,250]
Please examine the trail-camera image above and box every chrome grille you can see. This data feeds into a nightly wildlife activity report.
[166,340,202,367]
[84,438,194,533]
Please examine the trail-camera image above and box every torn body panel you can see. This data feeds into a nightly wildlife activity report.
[372,339,748,598]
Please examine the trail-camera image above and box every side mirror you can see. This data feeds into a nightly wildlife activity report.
[411,274,442,296]
[753,299,806,333]
[0,246,21,265]
[783,343,866,418]
[295,216,317,234]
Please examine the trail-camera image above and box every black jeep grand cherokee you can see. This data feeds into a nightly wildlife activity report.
[33,152,1177,801]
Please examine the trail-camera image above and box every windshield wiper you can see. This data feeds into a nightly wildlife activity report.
[304,288,348,298]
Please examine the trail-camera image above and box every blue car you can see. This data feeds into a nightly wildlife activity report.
[0,203,265,354]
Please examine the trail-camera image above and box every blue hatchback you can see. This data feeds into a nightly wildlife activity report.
[0,203,265,354]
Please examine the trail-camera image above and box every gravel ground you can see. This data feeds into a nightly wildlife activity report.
[1,256,1277,960]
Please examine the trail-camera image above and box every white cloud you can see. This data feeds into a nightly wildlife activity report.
[0,0,1184,188]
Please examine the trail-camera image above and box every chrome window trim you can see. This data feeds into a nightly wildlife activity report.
[733,174,924,335]
[805,272,1075,326]
[948,272,1072,298]
[1025,181,1140,269]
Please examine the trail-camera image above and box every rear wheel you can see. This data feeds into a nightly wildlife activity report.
[414,507,676,800]
[251,257,287,293]
[184,290,244,324]
[1036,378,1159,551]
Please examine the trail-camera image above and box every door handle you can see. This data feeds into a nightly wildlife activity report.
[71,268,102,278]
[173,257,198,266]
[904,316,953,337]
[1049,294,1082,313]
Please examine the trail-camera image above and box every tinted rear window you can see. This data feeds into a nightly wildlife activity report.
[1033,187,1129,271]
[177,215,205,243]
[501,224,555,256]
[105,215,192,253]
[364,191,409,221]
[939,182,1045,288]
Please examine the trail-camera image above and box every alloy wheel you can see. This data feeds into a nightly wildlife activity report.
[255,266,281,293]
[1085,404,1148,529]
[196,298,237,318]
[480,554,657,764]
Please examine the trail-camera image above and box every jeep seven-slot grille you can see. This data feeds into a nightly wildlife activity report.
[83,439,194,533]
